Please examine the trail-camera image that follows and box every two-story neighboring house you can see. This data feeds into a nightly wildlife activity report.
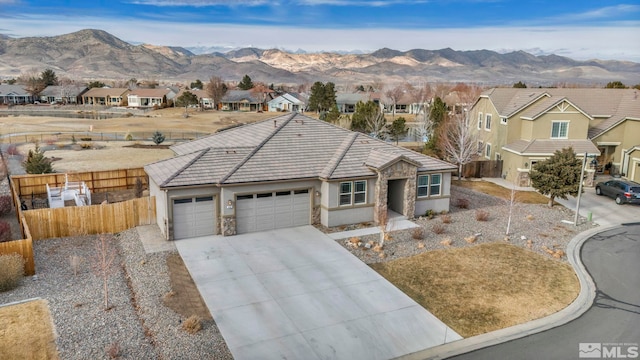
[469,88,640,186]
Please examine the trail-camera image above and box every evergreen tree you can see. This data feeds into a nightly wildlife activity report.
[152,131,166,145]
[324,104,341,122]
[425,97,448,157]
[175,91,199,117]
[321,82,337,112]
[350,101,380,133]
[189,79,204,90]
[530,147,583,207]
[23,142,53,174]
[41,69,59,86]
[386,117,408,145]
[238,75,254,90]
[513,81,527,88]
[308,81,326,113]
[605,81,627,89]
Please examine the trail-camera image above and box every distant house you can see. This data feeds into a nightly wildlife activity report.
[178,89,214,109]
[469,88,640,185]
[82,87,129,106]
[0,85,33,105]
[127,88,175,108]
[336,92,381,113]
[40,85,88,104]
[220,90,270,112]
[267,92,307,112]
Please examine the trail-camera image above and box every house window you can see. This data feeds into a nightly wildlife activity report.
[354,180,367,204]
[485,143,491,159]
[339,181,367,206]
[551,121,569,139]
[417,175,429,197]
[485,114,492,130]
[339,182,352,206]
[477,141,484,154]
[501,117,507,125]
[477,112,483,130]
[430,174,441,196]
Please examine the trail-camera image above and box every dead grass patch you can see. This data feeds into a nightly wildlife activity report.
[453,180,550,204]
[0,299,59,359]
[370,243,579,337]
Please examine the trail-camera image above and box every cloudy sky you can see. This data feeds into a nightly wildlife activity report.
[1,0,639,61]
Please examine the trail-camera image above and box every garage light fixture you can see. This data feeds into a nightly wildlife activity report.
[315,190,321,197]
[226,199,234,209]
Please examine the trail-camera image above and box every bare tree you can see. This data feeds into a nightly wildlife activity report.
[440,109,481,180]
[206,76,227,110]
[92,235,118,310]
[506,181,518,235]
[18,68,45,98]
[370,78,385,93]
[384,85,404,120]
[365,107,387,139]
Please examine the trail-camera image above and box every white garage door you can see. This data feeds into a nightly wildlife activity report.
[236,189,310,234]
[173,196,216,240]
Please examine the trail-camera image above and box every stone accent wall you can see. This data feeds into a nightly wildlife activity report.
[374,161,418,223]
[312,206,321,225]
[517,171,531,187]
[222,217,236,236]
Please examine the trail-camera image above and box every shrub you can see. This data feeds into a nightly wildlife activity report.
[182,315,202,334]
[0,253,24,291]
[431,223,446,234]
[424,209,435,219]
[475,209,490,221]
[80,137,92,141]
[80,142,93,149]
[152,131,165,145]
[0,220,13,242]
[124,132,133,141]
[106,342,121,359]
[0,195,12,216]
[411,227,425,240]
[455,198,469,209]
[441,214,452,224]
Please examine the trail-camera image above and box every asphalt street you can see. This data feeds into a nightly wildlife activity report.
[450,224,640,360]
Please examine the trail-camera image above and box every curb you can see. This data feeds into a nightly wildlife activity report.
[394,224,618,360]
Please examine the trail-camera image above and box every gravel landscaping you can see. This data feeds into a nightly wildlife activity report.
[0,230,232,360]
[333,185,595,264]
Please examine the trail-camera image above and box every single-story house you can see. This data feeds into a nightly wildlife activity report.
[82,87,129,106]
[0,85,33,105]
[40,85,88,104]
[267,92,307,112]
[336,93,381,113]
[220,90,270,112]
[127,88,175,108]
[145,113,456,240]
[179,89,214,109]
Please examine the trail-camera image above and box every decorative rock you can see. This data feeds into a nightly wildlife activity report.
[364,243,372,249]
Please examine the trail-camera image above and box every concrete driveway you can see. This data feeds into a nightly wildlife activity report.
[175,226,461,360]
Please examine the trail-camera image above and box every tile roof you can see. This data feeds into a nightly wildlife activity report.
[40,85,88,97]
[221,90,264,103]
[0,84,29,95]
[147,113,455,188]
[503,139,600,156]
[82,87,129,97]
[481,88,640,138]
[127,88,171,97]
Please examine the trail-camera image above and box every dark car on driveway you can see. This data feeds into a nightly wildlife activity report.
[595,179,640,205]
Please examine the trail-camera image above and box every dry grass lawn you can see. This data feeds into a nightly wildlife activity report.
[452,179,550,204]
[0,299,58,359]
[371,243,579,338]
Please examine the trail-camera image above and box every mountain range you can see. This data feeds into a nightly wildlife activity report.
[1,29,638,86]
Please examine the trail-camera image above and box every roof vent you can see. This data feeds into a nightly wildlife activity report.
[295,119,305,124]
[273,120,277,128]
[225,150,236,154]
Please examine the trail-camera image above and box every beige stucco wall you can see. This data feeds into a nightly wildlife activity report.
[626,149,640,183]
[148,178,168,238]
[526,110,590,140]
[414,171,452,216]
[594,119,640,170]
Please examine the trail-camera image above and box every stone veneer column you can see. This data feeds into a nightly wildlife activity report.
[222,217,236,236]
[374,161,418,223]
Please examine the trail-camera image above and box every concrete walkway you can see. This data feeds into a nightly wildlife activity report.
[175,226,461,360]
[327,211,420,240]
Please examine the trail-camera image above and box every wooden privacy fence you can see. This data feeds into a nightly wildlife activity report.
[12,168,148,197]
[462,160,503,179]
[0,178,35,275]
[23,196,156,240]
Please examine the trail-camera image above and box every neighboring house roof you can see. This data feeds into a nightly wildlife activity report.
[479,88,640,139]
[502,139,600,156]
[40,85,88,97]
[83,87,129,97]
[336,93,372,104]
[127,88,171,98]
[146,113,456,188]
[221,90,264,103]
[268,93,306,106]
[0,84,29,96]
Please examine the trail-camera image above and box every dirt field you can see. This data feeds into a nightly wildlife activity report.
[2,108,282,171]
[0,108,279,135]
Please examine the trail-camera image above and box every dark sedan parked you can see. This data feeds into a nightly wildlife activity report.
[595,179,640,205]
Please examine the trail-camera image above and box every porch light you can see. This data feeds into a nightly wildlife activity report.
[226,199,234,209]
[315,190,321,197]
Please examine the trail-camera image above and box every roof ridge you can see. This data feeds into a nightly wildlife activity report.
[161,148,210,187]
[219,112,298,184]
[320,132,359,179]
